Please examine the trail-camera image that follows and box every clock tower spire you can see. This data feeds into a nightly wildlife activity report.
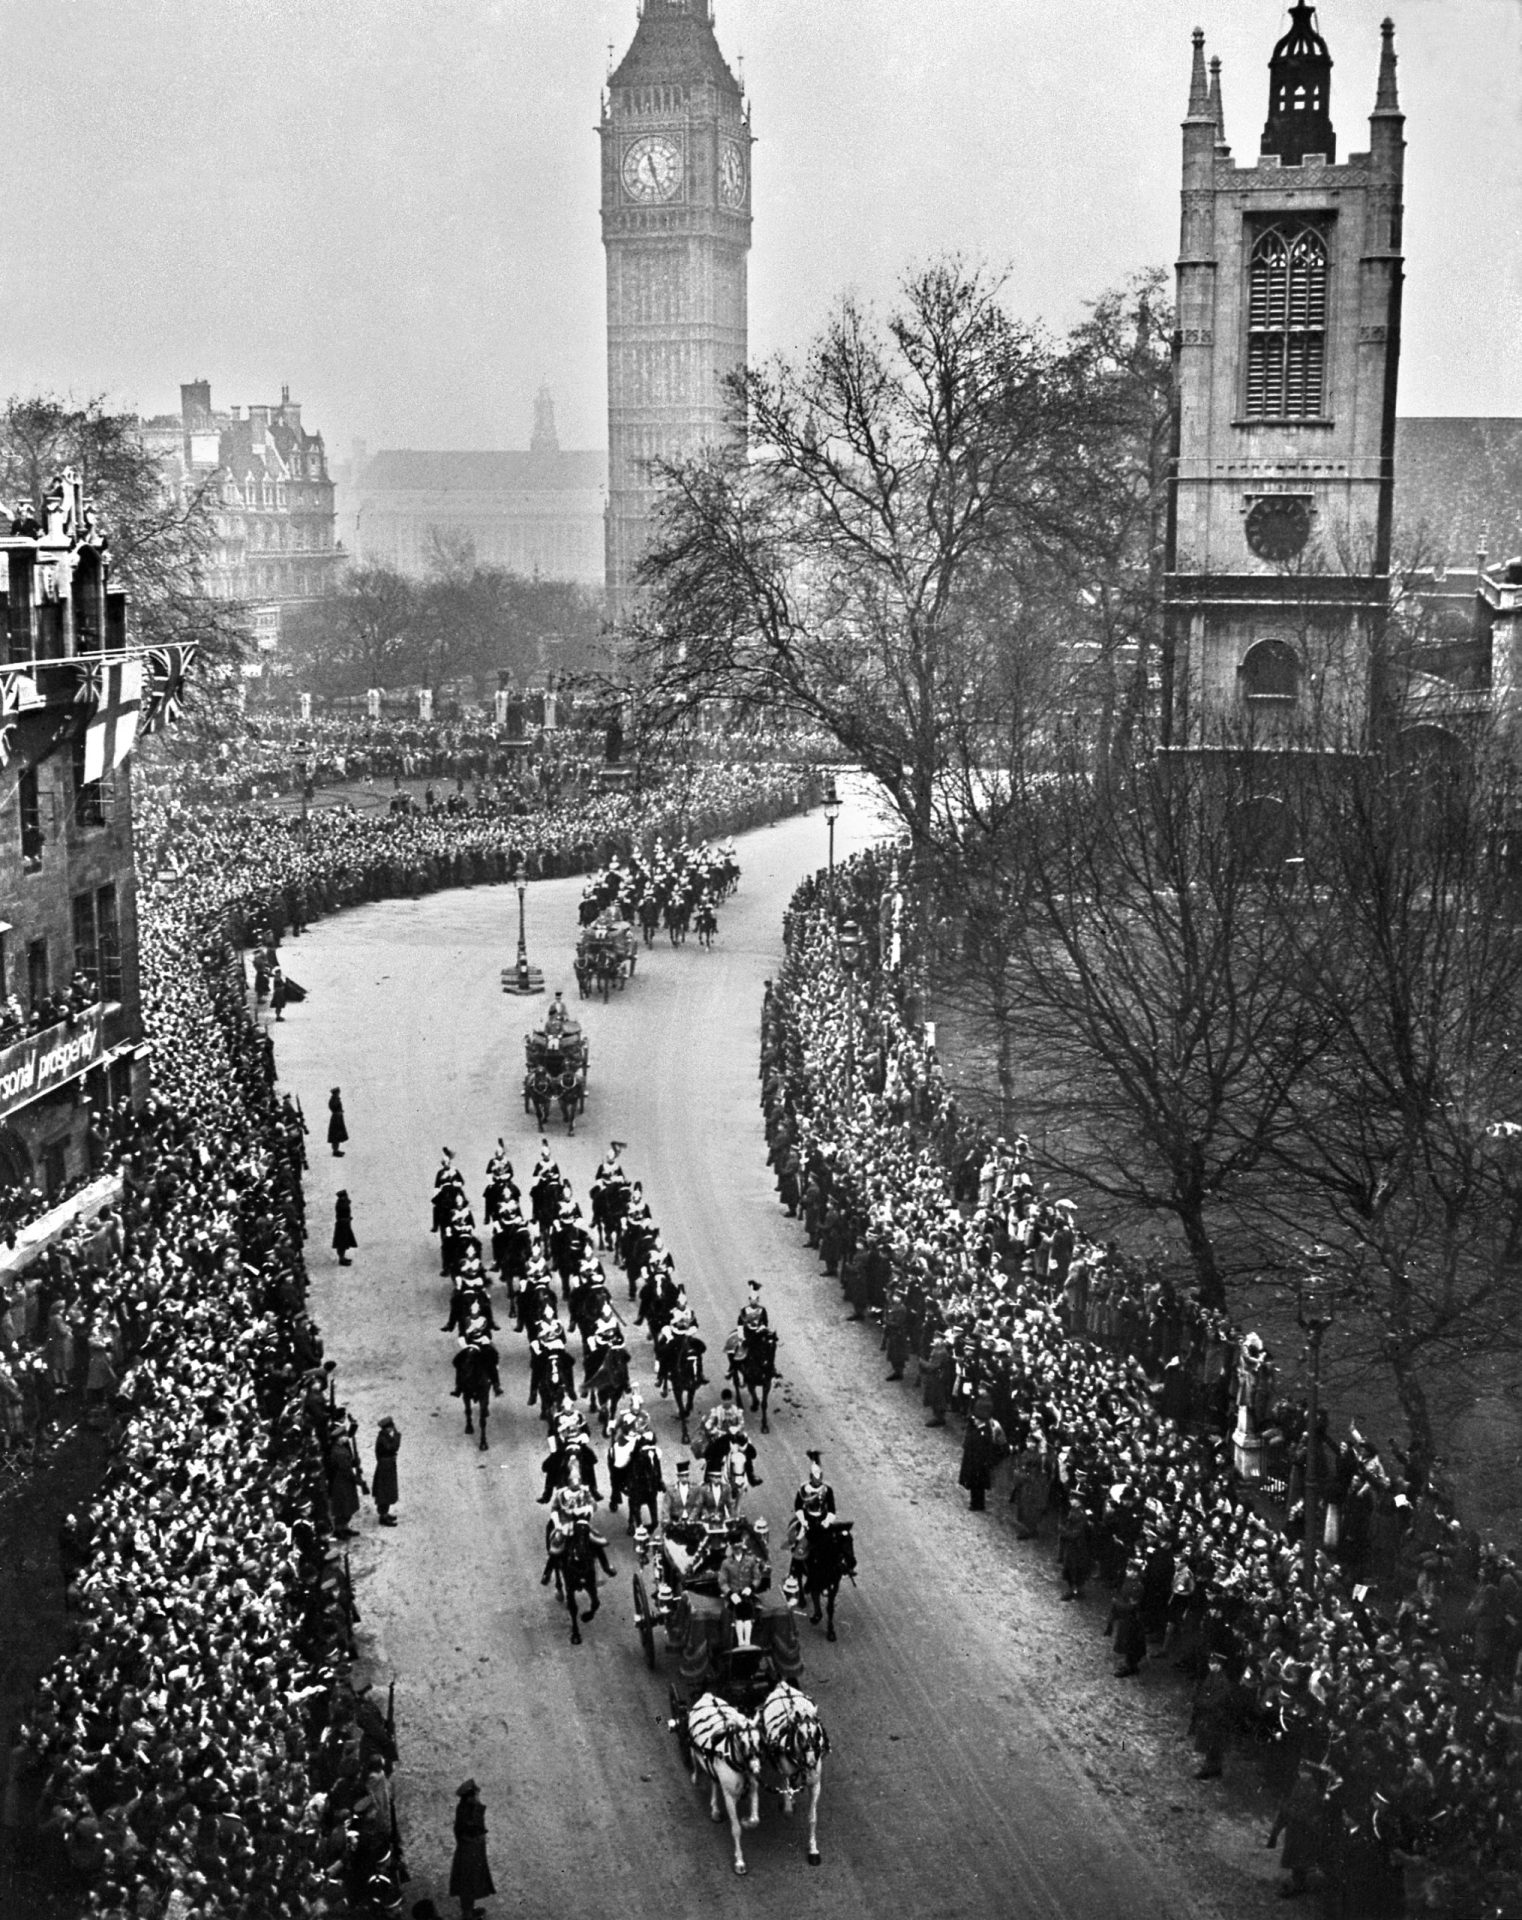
[600,0,752,616]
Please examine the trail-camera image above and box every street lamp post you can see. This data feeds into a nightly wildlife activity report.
[500,859,545,996]
[295,747,312,835]
[837,916,861,1109]
[822,776,841,907]
[1297,1252,1336,1592]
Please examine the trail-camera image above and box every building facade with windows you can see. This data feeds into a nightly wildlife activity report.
[0,475,182,1198]
[600,0,752,614]
[1165,7,1404,744]
[142,381,344,614]
[348,391,606,585]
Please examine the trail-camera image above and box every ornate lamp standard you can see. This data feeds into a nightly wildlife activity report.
[837,916,862,1108]
[822,776,841,906]
[500,859,545,996]
[1297,1250,1337,1591]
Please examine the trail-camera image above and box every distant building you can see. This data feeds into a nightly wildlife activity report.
[348,389,606,585]
[141,382,343,616]
[1165,6,1404,747]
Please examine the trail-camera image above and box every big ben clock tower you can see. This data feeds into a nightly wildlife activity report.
[600,0,752,614]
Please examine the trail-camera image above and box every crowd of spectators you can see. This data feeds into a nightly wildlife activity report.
[0,754,814,1916]
[762,847,1522,1919]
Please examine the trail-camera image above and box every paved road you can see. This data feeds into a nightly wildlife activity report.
[274,789,1210,1920]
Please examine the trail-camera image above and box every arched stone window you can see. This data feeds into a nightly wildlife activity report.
[1246,225,1328,418]
[1240,638,1302,703]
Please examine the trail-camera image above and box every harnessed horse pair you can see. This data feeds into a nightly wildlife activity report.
[677,1681,829,1875]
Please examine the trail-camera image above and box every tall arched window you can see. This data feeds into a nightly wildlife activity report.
[1246,225,1327,418]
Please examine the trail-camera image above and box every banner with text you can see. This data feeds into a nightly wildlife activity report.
[0,1007,105,1119]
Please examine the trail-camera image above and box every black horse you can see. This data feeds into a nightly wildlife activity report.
[729,1326,780,1434]
[795,1515,857,1643]
[659,1330,704,1442]
[583,1343,631,1434]
[664,896,690,946]
[529,1342,576,1417]
[636,1267,681,1343]
[557,1069,585,1135]
[616,1430,664,1535]
[543,1516,611,1645]
[526,1069,554,1128]
[638,895,661,948]
[695,901,718,949]
[590,1174,631,1251]
[452,1343,500,1452]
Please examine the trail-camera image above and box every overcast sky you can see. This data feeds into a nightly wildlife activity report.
[0,1,1517,459]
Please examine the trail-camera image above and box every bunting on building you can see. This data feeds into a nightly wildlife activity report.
[140,643,198,736]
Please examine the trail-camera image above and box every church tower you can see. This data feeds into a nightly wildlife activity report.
[600,0,752,615]
[1165,10,1404,746]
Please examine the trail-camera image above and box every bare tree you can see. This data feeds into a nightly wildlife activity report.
[634,259,1154,854]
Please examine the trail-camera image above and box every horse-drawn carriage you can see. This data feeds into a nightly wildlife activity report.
[637,1523,827,1875]
[523,1006,588,1132]
[574,917,637,1001]
[632,1523,802,1694]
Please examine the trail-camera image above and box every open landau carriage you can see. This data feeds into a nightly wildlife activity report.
[522,1006,589,1129]
[574,917,637,1001]
[633,1523,804,1749]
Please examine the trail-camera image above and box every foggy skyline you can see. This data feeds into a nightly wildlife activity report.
[0,0,1517,460]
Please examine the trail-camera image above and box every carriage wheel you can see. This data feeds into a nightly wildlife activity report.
[633,1571,657,1670]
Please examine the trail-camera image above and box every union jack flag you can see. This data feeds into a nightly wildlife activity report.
[140,643,198,736]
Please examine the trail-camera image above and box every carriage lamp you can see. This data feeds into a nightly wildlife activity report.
[500,859,546,995]
[1296,1250,1337,1594]
[822,777,841,904]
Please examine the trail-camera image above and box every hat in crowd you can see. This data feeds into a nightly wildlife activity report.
[752,1517,769,1536]
[675,1459,691,1475]
[748,1279,761,1292]
[456,1779,478,1798]
[806,1450,822,1465]
[379,1416,397,1430]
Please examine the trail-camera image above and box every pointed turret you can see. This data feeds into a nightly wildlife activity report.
[1261,2,1336,166]
[1375,17,1399,111]
[1186,27,1210,118]
[1208,55,1229,153]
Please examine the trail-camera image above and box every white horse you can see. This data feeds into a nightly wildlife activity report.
[758,1679,829,1865]
[679,1691,762,1874]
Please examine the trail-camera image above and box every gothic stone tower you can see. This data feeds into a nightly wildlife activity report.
[1165,9,1404,746]
[600,0,752,615]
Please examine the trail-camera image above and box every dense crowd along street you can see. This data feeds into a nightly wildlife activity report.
[1,756,1519,1917]
[0,763,822,1919]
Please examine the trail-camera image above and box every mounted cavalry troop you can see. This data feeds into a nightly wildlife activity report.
[574,834,739,967]
[428,1129,845,1873]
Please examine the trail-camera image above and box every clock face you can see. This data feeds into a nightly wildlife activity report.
[622,134,683,204]
[719,141,746,208]
[1245,495,1312,563]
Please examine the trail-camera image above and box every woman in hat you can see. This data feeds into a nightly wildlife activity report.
[959,1393,1007,1512]
[449,1779,495,1920]
[373,1418,400,1526]
[332,1192,357,1268]
[327,1088,348,1158]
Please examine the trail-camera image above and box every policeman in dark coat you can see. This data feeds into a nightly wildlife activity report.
[373,1418,401,1526]
[327,1088,348,1157]
[332,1191,357,1267]
[958,1394,1007,1511]
[449,1780,494,1920]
